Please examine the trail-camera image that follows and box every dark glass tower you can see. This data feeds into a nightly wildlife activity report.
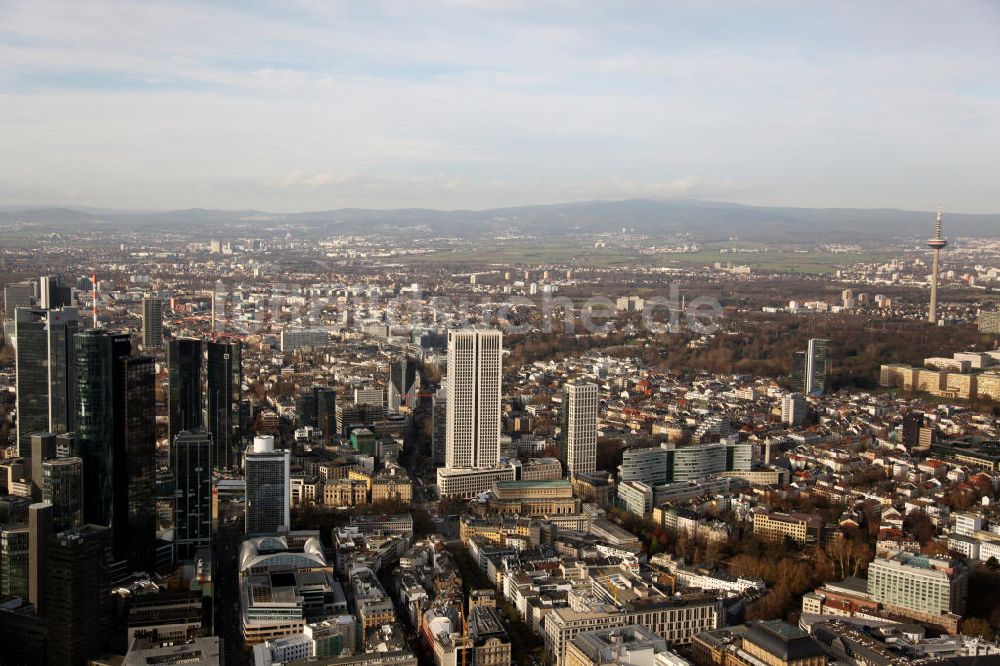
[173,430,213,560]
[42,457,84,532]
[206,340,242,470]
[168,338,203,445]
[113,355,156,571]
[45,525,111,666]
[14,307,78,458]
[74,330,130,527]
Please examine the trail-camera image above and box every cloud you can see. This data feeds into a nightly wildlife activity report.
[0,1,999,212]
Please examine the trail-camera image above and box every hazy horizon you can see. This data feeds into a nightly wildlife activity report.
[2,1,999,213]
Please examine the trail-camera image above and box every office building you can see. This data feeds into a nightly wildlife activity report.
[388,356,420,411]
[168,338,203,445]
[618,442,751,486]
[113,354,157,571]
[297,386,337,442]
[30,432,57,501]
[206,340,242,470]
[28,501,53,615]
[565,625,670,666]
[42,457,84,532]
[245,435,291,536]
[1,524,29,599]
[692,621,826,666]
[142,297,164,349]
[867,551,967,619]
[75,329,131,527]
[4,280,37,319]
[123,637,222,666]
[781,393,807,427]
[354,385,384,407]
[562,381,598,477]
[173,430,213,560]
[15,307,79,458]
[45,524,112,666]
[432,385,447,466]
[39,274,72,310]
[445,329,502,470]
[617,480,654,517]
[280,328,330,352]
[793,339,829,396]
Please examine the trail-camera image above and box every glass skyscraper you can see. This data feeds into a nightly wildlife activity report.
[113,354,156,571]
[206,340,242,470]
[173,429,213,560]
[14,307,78,458]
[168,338,203,445]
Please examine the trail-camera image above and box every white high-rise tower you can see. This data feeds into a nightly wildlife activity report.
[445,329,502,469]
[563,381,598,477]
[927,208,948,324]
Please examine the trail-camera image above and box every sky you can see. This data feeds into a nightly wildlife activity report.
[1,1,999,213]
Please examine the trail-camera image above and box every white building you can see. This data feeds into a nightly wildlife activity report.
[564,381,599,477]
[445,329,502,469]
[244,436,291,536]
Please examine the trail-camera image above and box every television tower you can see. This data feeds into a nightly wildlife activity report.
[927,208,947,324]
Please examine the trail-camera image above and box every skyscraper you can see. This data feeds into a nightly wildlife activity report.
[28,501,53,616]
[0,524,29,599]
[244,435,290,536]
[173,430,213,560]
[206,340,242,470]
[45,525,112,666]
[562,381,598,477]
[4,280,37,319]
[445,329,502,470]
[431,384,447,467]
[113,355,156,571]
[296,386,336,442]
[388,356,419,411]
[30,432,57,502]
[74,329,130,527]
[14,307,78,458]
[781,392,807,426]
[39,275,72,310]
[927,209,948,324]
[168,337,203,445]
[805,338,829,396]
[792,339,829,396]
[42,457,84,532]
[141,297,164,349]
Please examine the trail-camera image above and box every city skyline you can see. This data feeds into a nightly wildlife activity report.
[2,1,999,212]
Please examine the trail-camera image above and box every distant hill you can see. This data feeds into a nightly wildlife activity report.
[1,199,996,242]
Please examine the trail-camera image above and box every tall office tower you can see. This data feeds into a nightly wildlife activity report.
[74,330,130,527]
[805,338,829,396]
[168,337,203,445]
[141,297,164,349]
[173,430,213,560]
[315,388,337,443]
[4,280,37,318]
[14,307,79,458]
[39,275,72,309]
[206,340,242,470]
[113,355,156,571]
[791,351,807,395]
[431,385,448,466]
[388,356,420,411]
[445,329,502,470]
[42,457,84,532]
[244,435,290,536]
[296,391,318,428]
[45,525,112,666]
[28,501,53,615]
[30,432,57,501]
[781,392,807,426]
[927,209,948,324]
[0,524,29,598]
[561,381,598,477]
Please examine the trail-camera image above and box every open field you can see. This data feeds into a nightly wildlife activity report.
[395,242,895,274]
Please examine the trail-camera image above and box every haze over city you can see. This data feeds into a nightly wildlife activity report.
[3,3,1000,666]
